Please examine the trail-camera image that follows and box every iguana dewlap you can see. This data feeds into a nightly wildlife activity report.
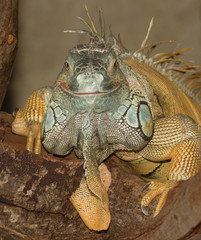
[12,8,201,231]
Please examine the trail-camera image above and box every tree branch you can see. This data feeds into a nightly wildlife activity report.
[0,0,18,108]
[0,111,201,239]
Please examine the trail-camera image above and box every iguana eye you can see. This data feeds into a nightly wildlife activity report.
[65,52,74,73]
[65,59,73,73]
[65,61,70,70]
[67,53,74,69]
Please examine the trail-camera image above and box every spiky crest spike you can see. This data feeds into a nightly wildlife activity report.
[141,17,154,49]
[64,5,105,43]
[99,8,105,40]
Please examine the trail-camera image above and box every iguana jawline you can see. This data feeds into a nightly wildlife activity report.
[60,82,121,95]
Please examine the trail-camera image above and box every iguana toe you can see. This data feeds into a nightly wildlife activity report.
[141,181,177,217]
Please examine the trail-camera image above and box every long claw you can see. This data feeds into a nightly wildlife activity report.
[141,181,177,217]
[142,181,151,191]
[141,204,149,216]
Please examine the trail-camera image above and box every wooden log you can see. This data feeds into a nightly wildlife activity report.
[0,111,201,239]
[0,0,18,108]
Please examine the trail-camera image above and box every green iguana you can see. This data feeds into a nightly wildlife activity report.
[12,8,201,231]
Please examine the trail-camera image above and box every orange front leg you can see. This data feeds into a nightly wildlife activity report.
[139,114,201,217]
[12,88,52,154]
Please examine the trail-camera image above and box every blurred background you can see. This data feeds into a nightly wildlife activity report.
[2,0,201,112]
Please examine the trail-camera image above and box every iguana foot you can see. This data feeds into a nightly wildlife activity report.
[12,108,43,154]
[12,88,52,154]
[141,181,177,217]
[70,163,111,231]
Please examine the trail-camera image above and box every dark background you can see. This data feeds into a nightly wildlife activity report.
[3,0,201,112]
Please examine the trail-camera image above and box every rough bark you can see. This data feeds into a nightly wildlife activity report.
[0,111,201,239]
[0,0,18,109]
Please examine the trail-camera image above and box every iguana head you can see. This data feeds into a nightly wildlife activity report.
[56,41,129,106]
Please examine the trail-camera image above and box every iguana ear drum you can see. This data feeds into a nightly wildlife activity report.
[138,102,153,139]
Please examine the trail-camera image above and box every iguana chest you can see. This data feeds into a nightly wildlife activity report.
[41,89,153,159]
[41,98,121,157]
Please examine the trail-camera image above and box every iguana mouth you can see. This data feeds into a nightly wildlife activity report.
[73,91,107,95]
[60,82,120,95]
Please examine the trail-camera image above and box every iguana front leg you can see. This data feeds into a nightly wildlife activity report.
[12,88,53,154]
[139,114,201,216]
